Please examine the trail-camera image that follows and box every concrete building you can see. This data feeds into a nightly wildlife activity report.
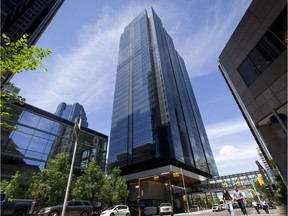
[218,0,287,181]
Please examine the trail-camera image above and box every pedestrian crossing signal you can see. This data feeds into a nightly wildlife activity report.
[257,177,264,186]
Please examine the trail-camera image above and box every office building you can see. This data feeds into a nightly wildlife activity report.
[108,8,218,209]
[1,0,64,84]
[55,102,89,128]
[218,0,287,181]
[1,103,108,180]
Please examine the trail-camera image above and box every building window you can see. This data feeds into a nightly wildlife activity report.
[248,31,285,73]
[238,7,287,86]
[238,58,259,86]
[270,7,287,45]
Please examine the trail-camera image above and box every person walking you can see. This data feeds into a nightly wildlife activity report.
[222,189,235,216]
[232,185,248,216]
[252,200,260,214]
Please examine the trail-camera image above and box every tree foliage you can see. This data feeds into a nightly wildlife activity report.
[0,171,21,199]
[29,154,70,207]
[0,33,51,129]
[72,162,105,202]
[101,167,129,206]
[274,174,287,205]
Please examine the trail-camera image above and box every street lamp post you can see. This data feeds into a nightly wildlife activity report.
[180,167,190,213]
[61,115,82,216]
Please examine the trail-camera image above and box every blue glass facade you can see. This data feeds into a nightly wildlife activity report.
[1,103,108,179]
[55,102,89,128]
[109,8,218,177]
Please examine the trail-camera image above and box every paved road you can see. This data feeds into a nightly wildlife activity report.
[175,208,280,216]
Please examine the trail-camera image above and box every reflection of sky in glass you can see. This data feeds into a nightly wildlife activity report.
[20,111,40,127]
[28,136,48,153]
[17,125,35,135]
[16,147,26,156]
[25,150,43,159]
[44,140,53,154]
[23,159,41,167]
[12,131,31,149]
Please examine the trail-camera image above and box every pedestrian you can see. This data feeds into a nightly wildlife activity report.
[252,200,260,214]
[259,195,269,214]
[222,189,235,216]
[232,185,248,216]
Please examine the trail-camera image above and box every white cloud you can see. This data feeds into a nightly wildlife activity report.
[214,144,260,175]
[206,119,250,139]
[205,119,260,175]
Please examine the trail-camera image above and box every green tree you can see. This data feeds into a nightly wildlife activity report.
[72,162,105,202]
[101,167,129,206]
[0,171,21,199]
[29,154,70,207]
[1,33,50,129]
[274,174,287,205]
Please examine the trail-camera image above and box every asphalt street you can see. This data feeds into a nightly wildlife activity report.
[174,208,281,216]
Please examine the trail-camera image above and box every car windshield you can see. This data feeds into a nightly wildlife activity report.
[106,206,117,210]
[160,203,171,206]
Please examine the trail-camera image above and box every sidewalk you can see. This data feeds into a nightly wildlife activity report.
[174,208,282,215]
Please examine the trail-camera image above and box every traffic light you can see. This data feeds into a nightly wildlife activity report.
[257,177,265,186]
[173,172,180,177]
[183,195,186,202]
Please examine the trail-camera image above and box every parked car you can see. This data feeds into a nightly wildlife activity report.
[190,205,200,212]
[1,193,37,216]
[159,203,173,216]
[37,200,93,216]
[212,204,221,212]
[100,205,130,216]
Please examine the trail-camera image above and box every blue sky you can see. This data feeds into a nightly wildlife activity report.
[11,0,262,176]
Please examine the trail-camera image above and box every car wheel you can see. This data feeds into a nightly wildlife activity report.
[48,211,59,216]
[110,213,115,216]
[126,213,130,216]
[13,210,26,216]
[81,211,89,216]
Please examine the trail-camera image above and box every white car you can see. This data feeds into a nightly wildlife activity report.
[159,203,173,216]
[101,205,130,216]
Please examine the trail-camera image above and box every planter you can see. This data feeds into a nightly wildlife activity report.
[276,205,287,215]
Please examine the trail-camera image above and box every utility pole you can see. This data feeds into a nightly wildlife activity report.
[61,114,82,216]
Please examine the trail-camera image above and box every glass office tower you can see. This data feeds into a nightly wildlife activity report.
[1,0,64,84]
[55,102,89,128]
[108,8,218,178]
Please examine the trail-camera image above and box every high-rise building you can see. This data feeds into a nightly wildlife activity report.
[108,8,218,207]
[55,102,88,128]
[1,0,65,83]
[218,0,287,181]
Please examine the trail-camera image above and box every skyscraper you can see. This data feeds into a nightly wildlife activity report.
[1,0,65,83]
[109,7,218,185]
[55,102,88,128]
